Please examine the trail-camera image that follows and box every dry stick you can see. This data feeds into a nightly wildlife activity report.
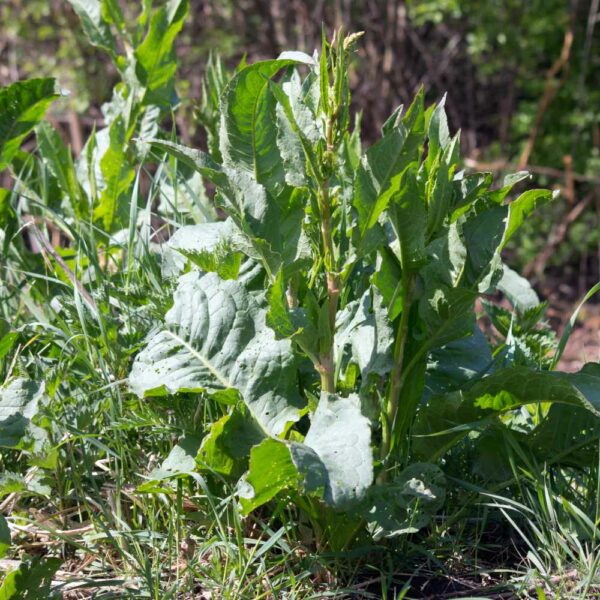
[523,192,592,278]
[463,157,600,185]
[517,28,574,170]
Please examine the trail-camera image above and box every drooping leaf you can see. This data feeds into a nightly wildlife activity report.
[197,405,264,478]
[496,264,539,312]
[239,393,373,513]
[500,189,556,250]
[414,363,600,460]
[129,271,303,435]
[144,139,227,187]
[0,79,61,171]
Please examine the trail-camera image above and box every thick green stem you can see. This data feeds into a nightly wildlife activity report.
[317,184,339,394]
[380,271,414,473]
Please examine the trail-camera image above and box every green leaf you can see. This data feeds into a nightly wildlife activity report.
[296,393,373,506]
[353,90,425,251]
[197,405,264,478]
[238,438,307,515]
[68,0,117,58]
[144,436,202,483]
[500,189,555,250]
[335,291,394,385]
[129,272,303,435]
[0,556,62,599]
[0,79,61,171]
[426,95,451,171]
[134,0,189,108]
[219,56,313,195]
[418,285,476,348]
[0,332,19,366]
[0,472,51,498]
[161,220,237,278]
[145,139,227,187]
[388,165,427,269]
[0,515,10,559]
[36,122,88,218]
[94,115,135,231]
[425,326,493,398]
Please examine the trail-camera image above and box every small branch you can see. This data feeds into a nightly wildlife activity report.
[517,28,573,170]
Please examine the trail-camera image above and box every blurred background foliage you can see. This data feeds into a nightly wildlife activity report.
[1,0,599,307]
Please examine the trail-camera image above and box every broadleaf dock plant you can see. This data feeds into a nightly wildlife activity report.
[1,11,599,560]
[127,31,600,550]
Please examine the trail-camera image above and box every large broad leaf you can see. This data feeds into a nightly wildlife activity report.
[425,326,494,398]
[161,220,236,279]
[0,79,61,171]
[129,271,303,435]
[68,0,117,58]
[134,0,189,108]
[413,363,600,460]
[239,393,373,513]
